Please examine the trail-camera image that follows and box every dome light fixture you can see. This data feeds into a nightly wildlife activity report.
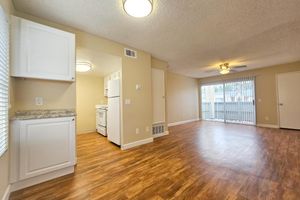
[76,61,93,72]
[219,63,230,75]
[123,0,153,18]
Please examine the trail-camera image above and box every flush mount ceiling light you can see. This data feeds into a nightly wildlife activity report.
[76,62,92,72]
[219,63,230,75]
[123,0,153,18]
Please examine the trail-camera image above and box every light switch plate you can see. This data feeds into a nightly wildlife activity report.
[125,99,131,105]
[35,97,43,106]
[135,84,142,90]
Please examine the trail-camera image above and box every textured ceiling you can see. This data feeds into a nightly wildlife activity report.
[77,48,121,77]
[13,0,300,77]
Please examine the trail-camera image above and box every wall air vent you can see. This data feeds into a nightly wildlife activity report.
[124,48,137,58]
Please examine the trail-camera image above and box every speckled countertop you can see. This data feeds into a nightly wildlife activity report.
[12,109,76,120]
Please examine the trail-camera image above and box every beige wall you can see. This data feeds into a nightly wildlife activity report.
[199,61,300,126]
[0,0,13,198]
[167,72,199,124]
[13,78,76,111]
[0,151,9,198]
[13,11,153,145]
[76,74,106,134]
[122,53,152,143]
[151,57,168,70]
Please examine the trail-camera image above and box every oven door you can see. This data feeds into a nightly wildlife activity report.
[97,125,107,136]
[97,109,107,127]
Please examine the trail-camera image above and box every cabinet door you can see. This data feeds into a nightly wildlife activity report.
[19,117,75,180]
[11,16,75,81]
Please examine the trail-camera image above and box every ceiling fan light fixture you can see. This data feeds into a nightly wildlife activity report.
[76,62,92,72]
[123,0,153,18]
[219,69,230,75]
[219,63,230,75]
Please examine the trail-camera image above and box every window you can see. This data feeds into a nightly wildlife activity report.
[0,6,9,157]
[201,77,256,125]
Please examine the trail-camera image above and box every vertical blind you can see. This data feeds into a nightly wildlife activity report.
[201,77,256,125]
[0,6,9,157]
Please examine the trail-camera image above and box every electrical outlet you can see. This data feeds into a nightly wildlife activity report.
[35,97,43,106]
[135,128,140,134]
[145,126,150,132]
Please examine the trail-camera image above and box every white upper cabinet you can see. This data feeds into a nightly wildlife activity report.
[11,16,75,81]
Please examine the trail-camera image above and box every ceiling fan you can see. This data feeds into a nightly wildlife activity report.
[204,63,247,75]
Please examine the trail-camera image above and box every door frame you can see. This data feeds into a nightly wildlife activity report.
[276,71,300,129]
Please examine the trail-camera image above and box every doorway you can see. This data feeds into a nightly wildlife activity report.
[76,48,122,137]
[277,71,300,130]
[201,77,256,125]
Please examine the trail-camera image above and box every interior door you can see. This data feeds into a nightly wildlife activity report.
[277,72,300,129]
[152,68,165,124]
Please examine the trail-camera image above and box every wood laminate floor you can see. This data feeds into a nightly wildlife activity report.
[10,121,300,200]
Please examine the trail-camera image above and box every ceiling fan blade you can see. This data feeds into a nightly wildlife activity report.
[231,65,247,69]
[203,69,216,73]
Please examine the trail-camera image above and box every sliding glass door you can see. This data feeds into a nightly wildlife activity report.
[201,84,224,121]
[201,77,256,125]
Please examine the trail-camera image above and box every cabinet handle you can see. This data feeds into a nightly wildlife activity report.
[72,118,75,121]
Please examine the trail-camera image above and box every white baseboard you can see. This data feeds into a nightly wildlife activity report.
[257,124,280,129]
[1,184,10,200]
[77,130,96,134]
[153,131,169,138]
[168,118,200,127]
[121,137,153,150]
[10,166,74,192]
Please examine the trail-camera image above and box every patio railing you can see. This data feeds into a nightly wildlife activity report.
[201,102,255,124]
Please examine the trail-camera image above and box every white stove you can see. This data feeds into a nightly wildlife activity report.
[96,105,108,136]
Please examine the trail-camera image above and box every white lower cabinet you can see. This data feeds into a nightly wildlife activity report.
[10,117,76,184]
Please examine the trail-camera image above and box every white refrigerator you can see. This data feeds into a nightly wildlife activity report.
[107,79,121,145]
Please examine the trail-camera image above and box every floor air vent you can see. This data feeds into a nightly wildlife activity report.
[152,123,164,135]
